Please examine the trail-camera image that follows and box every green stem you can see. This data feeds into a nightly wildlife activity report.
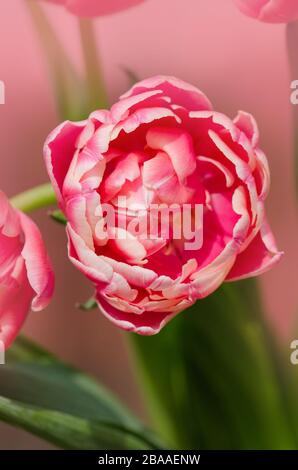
[79,18,108,110]
[10,183,56,214]
[27,0,85,121]
[287,20,298,200]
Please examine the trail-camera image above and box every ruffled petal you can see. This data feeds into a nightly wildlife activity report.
[96,295,182,336]
[146,127,197,183]
[63,0,146,17]
[0,259,33,349]
[67,224,113,285]
[44,120,86,206]
[121,75,213,111]
[226,219,283,280]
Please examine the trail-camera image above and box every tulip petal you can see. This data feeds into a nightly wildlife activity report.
[67,224,113,285]
[19,212,54,311]
[121,75,212,111]
[234,111,259,148]
[97,295,180,336]
[0,261,33,349]
[146,127,197,183]
[227,219,283,280]
[44,120,86,206]
[107,227,147,264]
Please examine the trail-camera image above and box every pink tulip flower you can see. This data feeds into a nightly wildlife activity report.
[44,75,282,335]
[0,192,54,348]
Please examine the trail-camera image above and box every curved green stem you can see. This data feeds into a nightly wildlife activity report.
[10,183,56,214]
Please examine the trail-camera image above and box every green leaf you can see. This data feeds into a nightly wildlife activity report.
[121,67,139,86]
[131,280,298,450]
[77,297,98,311]
[0,336,163,450]
[49,210,67,225]
[0,397,154,450]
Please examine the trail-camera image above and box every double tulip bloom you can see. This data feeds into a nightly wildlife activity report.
[235,0,298,23]
[45,76,282,335]
[0,193,54,348]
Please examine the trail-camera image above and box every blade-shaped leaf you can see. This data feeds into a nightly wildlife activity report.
[0,397,154,450]
[0,336,163,450]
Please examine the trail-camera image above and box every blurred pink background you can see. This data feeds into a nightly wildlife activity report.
[0,0,297,448]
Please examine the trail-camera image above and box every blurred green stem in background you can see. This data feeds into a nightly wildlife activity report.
[10,183,56,213]
[79,18,108,111]
[287,20,298,200]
